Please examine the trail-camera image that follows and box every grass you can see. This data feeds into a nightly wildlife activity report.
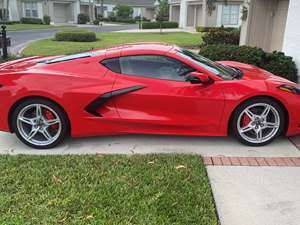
[6,24,75,31]
[0,154,217,225]
[22,32,202,56]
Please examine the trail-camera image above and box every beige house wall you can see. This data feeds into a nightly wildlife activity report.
[241,0,289,52]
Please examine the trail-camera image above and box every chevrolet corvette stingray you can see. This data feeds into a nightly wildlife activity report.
[0,43,299,149]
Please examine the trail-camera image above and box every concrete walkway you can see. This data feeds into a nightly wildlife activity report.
[208,166,300,225]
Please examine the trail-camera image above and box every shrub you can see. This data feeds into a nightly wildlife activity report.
[199,44,298,82]
[0,21,19,25]
[93,19,100,25]
[202,29,240,46]
[78,13,90,24]
[43,15,51,25]
[142,21,178,29]
[196,26,236,33]
[20,17,43,24]
[55,30,96,42]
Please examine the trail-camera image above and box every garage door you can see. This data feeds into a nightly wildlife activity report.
[53,3,71,23]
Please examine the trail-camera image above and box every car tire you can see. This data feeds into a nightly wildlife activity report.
[11,98,69,149]
[231,97,285,146]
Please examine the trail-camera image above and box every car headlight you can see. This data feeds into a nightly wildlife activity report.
[277,84,300,94]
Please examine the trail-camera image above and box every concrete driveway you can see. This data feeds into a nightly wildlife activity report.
[0,131,299,156]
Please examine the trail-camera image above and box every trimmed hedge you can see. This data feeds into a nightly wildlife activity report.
[78,13,90,24]
[202,29,240,46]
[0,21,19,25]
[20,17,43,24]
[43,15,51,25]
[199,44,298,82]
[142,21,178,29]
[55,30,96,42]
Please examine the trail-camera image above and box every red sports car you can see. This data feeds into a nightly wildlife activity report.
[0,43,299,149]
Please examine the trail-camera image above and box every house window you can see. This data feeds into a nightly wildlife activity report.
[24,2,38,18]
[222,5,239,25]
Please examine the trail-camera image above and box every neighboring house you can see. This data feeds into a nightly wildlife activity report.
[239,0,300,77]
[0,0,156,24]
[96,0,156,20]
[169,0,243,28]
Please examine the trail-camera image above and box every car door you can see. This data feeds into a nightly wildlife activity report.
[111,54,225,135]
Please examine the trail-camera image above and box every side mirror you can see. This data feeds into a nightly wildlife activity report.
[186,72,211,84]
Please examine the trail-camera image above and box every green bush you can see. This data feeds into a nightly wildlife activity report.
[78,13,90,24]
[20,17,43,24]
[55,30,96,42]
[142,21,178,29]
[43,15,51,25]
[93,19,100,25]
[196,26,236,33]
[0,20,19,25]
[199,44,298,82]
[202,29,240,46]
[116,17,136,23]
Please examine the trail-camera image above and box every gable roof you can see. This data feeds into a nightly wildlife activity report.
[103,0,156,7]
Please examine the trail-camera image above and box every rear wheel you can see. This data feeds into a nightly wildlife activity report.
[231,98,285,146]
[12,98,69,149]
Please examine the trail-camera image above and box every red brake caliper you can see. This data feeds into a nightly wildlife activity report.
[242,113,251,127]
[44,109,58,129]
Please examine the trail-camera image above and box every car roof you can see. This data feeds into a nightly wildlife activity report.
[104,43,178,57]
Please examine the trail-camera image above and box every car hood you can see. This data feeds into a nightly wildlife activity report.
[218,61,295,84]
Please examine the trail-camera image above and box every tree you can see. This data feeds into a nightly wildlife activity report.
[156,0,169,33]
[156,0,169,22]
[114,5,133,19]
[207,0,227,15]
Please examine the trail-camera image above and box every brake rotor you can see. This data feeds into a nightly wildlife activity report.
[44,109,58,130]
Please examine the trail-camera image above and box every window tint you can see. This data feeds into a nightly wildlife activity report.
[101,57,121,73]
[119,55,194,81]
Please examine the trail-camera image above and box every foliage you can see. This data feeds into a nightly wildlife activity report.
[77,13,90,24]
[201,28,240,46]
[0,154,218,225]
[206,0,227,15]
[113,5,133,19]
[142,21,178,29]
[199,44,298,82]
[196,26,236,33]
[20,17,43,24]
[43,15,51,25]
[55,30,96,42]
[0,20,19,25]
[93,19,100,25]
[156,0,169,22]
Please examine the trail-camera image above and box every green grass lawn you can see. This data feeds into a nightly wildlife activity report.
[6,24,75,31]
[22,32,202,56]
[0,154,217,225]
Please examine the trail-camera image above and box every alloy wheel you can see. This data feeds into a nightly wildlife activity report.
[16,104,62,147]
[237,103,280,144]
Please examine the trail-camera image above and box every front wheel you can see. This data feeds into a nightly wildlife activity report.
[12,98,69,149]
[231,98,285,146]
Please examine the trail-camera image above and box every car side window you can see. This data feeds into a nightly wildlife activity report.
[119,55,194,81]
[101,57,121,73]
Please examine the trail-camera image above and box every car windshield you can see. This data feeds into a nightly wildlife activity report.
[177,49,241,80]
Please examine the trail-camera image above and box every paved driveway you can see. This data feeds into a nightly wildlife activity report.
[8,24,138,54]
[1,131,299,156]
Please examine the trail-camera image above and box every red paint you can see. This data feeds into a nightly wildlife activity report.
[0,43,300,138]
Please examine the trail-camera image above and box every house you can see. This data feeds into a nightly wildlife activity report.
[0,0,156,24]
[95,0,156,20]
[169,0,243,29]
[239,0,300,77]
